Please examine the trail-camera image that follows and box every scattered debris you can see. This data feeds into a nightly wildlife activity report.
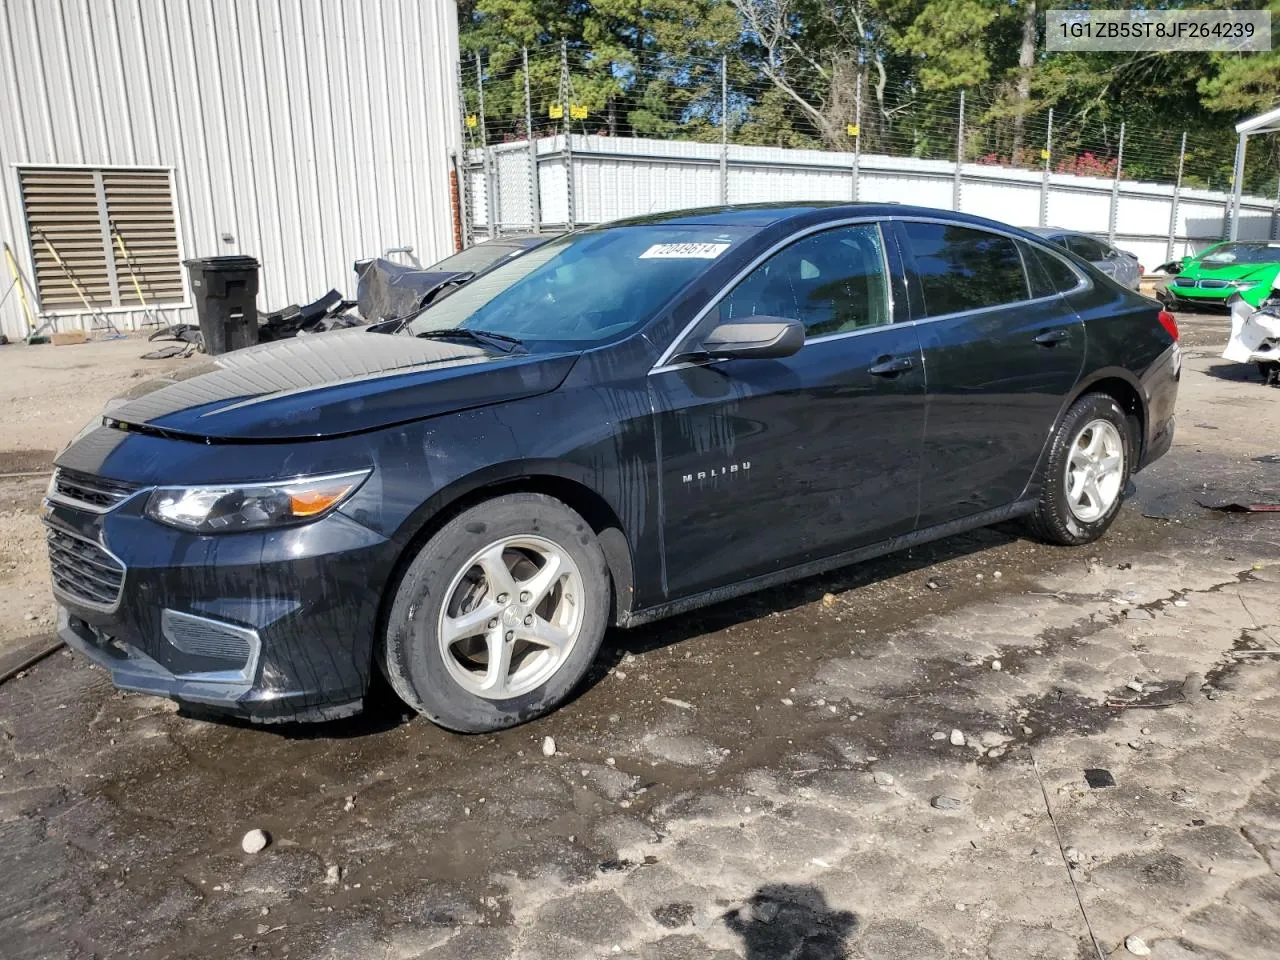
[541,736,557,757]
[821,592,837,607]
[991,659,1002,671]
[1253,454,1280,464]
[872,771,895,786]
[1126,680,1145,693]
[1196,496,1280,512]
[931,731,947,741]
[1171,788,1196,806]
[324,864,342,885]
[781,698,794,706]
[949,729,966,746]
[1084,768,1116,789]
[1126,608,1153,621]
[1064,846,1083,865]
[599,858,633,873]
[661,697,694,711]
[931,795,965,811]
[651,903,694,929]
[1124,934,1151,956]
[343,796,355,812]
[751,899,780,923]
[241,829,270,854]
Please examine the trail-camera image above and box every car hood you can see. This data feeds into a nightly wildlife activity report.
[1180,261,1280,282]
[103,328,579,442]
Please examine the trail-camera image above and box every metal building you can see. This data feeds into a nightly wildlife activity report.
[0,0,460,342]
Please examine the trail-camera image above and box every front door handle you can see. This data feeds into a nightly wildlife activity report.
[1033,329,1070,346]
[867,355,914,377]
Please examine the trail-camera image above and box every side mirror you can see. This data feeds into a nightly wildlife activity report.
[698,317,805,361]
[1180,255,1192,268]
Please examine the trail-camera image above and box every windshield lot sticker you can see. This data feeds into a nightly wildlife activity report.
[640,242,731,260]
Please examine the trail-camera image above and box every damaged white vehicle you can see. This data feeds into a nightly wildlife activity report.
[1225,298,1280,382]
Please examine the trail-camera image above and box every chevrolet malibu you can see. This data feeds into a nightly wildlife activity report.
[44,204,1179,732]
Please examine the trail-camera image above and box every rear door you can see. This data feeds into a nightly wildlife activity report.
[895,220,1086,529]
[649,221,926,598]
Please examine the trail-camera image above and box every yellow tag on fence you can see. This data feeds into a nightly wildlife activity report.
[570,104,588,120]
[1041,149,1051,160]
[846,124,860,137]
[549,103,563,119]
[465,115,478,128]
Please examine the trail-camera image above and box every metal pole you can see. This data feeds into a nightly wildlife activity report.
[455,61,474,248]
[851,72,862,201]
[1272,171,1280,242]
[476,52,497,238]
[1167,131,1186,262]
[1108,121,1125,245]
[952,90,965,212]
[1229,132,1246,240]
[719,55,728,206]
[561,38,574,231]
[1039,107,1052,227]
[524,47,542,233]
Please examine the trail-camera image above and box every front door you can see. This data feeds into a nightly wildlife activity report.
[894,220,1086,529]
[649,222,927,599]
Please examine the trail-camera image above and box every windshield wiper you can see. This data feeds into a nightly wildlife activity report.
[414,328,525,354]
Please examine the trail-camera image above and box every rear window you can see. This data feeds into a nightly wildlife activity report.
[1021,241,1082,297]
[1066,234,1110,261]
[902,221,1030,317]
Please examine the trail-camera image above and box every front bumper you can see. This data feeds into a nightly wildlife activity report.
[46,489,396,723]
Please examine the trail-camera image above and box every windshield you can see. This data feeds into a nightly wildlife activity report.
[405,225,749,347]
[1198,242,1280,266]
[424,241,539,275]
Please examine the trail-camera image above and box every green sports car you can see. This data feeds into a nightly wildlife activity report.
[1166,241,1280,309]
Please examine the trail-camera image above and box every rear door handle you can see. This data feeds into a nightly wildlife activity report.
[1033,329,1070,346]
[867,355,914,376]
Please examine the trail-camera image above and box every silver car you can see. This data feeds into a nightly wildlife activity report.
[1027,228,1142,290]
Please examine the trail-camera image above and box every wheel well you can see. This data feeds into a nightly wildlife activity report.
[1082,376,1145,459]
[380,475,637,638]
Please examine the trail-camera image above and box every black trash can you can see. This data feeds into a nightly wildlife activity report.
[184,256,261,355]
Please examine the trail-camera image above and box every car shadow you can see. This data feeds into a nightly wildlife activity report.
[1205,361,1268,384]
[723,884,858,959]
[599,522,1022,667]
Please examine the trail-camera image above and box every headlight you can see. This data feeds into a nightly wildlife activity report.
[144,470,370,533]
[1228,280,1261,288]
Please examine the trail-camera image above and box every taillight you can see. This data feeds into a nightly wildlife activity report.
[1157,310,1179,341]
[1139,263,1146,275]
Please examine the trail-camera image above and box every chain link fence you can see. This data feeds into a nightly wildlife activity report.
[457,44,1280,265]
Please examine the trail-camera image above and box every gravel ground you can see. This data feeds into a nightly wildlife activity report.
[2,314,1280,959]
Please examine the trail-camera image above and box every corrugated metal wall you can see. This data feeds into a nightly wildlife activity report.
[0,0,460,341]
[470,135,1279,272]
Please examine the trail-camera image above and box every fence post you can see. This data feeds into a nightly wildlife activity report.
[1167,132,1186,263]
[719,55,728,205]
[1229,133,1246,240]
[455,61,473,248]
[851,72,862,201]
[1272,172,1280,241]
[1108,121,1125,244]
[560,38,574,231]
[476,52,497,238]
[523,47,542,233]
[1039,107,1052,227]
[952,90,965,212]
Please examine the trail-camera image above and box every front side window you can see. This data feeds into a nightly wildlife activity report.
[902,221,1030,317]
[406,225,750,348]
[716,224,890,337]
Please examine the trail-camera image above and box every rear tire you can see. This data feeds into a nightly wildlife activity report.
[380,493,610,732]
[1027,393,1133,546]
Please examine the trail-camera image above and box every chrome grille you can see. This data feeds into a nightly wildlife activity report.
[52,468,140,511]
[47,526,124,608]
[162,610,254,662]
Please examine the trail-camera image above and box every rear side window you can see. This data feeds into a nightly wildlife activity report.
[1021,241,1082,298]
[1066,234,1109,261]
[901,221,1030,317]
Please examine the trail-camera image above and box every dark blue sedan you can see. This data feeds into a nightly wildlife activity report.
[44,203,1179,731]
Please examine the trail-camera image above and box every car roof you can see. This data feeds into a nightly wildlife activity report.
[601,202,1050,237]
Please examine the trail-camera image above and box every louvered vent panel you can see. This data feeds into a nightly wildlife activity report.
[19,168,111,309]
[18,167,183,310]
[102,170,183,306]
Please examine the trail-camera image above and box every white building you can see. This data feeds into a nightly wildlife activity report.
[0,0,460,341]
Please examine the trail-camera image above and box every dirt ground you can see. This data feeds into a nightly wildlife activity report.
[2,316,1280,960]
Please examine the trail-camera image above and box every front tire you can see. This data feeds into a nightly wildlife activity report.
[381,493,610,732]
[1027,393,1132,546]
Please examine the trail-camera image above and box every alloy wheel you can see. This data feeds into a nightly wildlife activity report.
[1064,418,1125,523]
